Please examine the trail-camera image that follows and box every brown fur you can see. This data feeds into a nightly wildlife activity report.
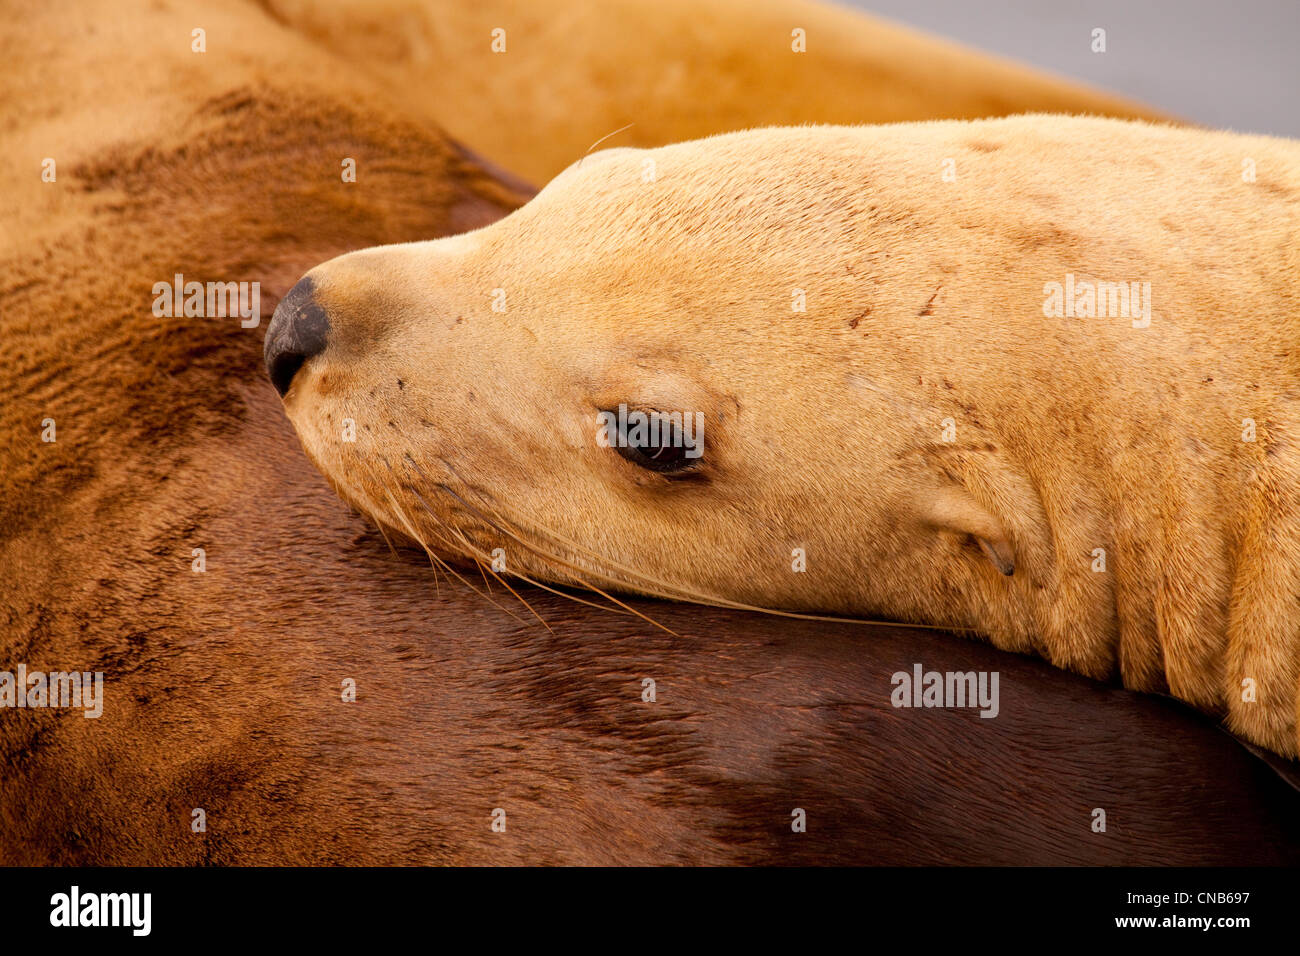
[286,120,1300,760]
[2,0,1294,865]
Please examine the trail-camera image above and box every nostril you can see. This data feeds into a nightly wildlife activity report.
[268,350,309,399]
[264,276,331,398]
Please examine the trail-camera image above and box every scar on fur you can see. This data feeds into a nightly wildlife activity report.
[918,286,942,317]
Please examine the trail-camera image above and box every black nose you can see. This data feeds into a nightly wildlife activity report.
[264,276,330,397]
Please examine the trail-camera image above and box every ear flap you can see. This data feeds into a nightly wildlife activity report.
[976,535,1016,577]
[921,485,1015,576]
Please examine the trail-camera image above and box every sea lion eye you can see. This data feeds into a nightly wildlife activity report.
[601,408,703,476]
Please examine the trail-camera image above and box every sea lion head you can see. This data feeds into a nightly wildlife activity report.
[264,128,1050,633]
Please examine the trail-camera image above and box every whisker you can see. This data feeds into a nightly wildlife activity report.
[443,470,976,635]
[386,437,974,637]
[371,456,532,627]
[401,484,552,632]
[429,481,679,636]
[578,122,635,167]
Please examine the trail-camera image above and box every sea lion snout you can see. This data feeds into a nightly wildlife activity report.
[265,276,331,398]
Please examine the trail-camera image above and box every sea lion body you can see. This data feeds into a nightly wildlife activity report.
[276,116,1300,758]
[267,0,1165,183]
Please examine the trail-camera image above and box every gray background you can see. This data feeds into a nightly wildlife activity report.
[840,0,1299,137]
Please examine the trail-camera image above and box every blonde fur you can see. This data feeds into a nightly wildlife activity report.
[261,0,1167,183]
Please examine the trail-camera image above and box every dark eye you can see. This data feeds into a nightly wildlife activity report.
[600,408,704,476]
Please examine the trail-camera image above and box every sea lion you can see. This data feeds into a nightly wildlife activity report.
[264,0,1167,184]
[268,116,1300,760]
